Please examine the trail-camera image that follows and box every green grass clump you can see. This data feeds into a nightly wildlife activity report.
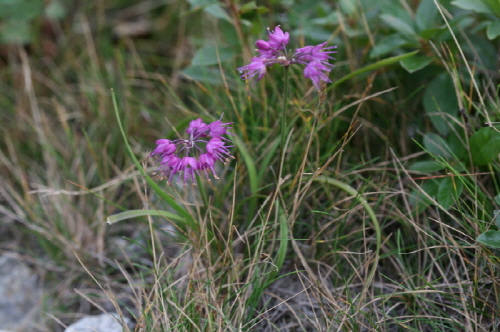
[0,0,499,331]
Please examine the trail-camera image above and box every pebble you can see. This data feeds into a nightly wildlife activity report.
[64,313,130,332]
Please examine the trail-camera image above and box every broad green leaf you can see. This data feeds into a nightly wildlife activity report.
[437,177,463,210]
[409,161,445,173]
[494,210,500,228]
[239,2,269,14]
[297,25,335,41]
[0,0,44,19]
[452,0,493,14]
[0,20,32,44]
[106,210,184,225]
[416,0,439,31]
[370,34,413,58]
[423,74,459,136]
[485,0,500,17]
[477,230,500,248]
[182,66,224,85]
[486,20,500,40]
[423,133,453,159]
[310,11,340,26]
[409,179,439,214]
[469,127,500,165]
[204,3,232,22]
[447,127,468,160]
[45,0,66,20]
[469,34,497,70]
[400,55,434,73]
[186,0,232,22]
[421,178,439,198]
[380,14,417,37]
[419,26,447,40]
[191,46,234,66]
[339,0,358,16]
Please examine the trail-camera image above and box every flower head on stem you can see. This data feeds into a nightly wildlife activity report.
[238,26,337,90]
[151,116,234,186]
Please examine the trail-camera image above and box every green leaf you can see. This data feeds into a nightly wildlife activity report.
[437,177,463,210]
[191,46,234,66]
[486,20,500,39]
[370,34,413,58]
[106,210,184,225]
[447,127,468,160]
[204,3,233,22]
[469,127,500,166]
[452,0,493,14]
[463,34,496,71]
[477,230,500,248]
[0,20,32,44]
[310,11,340,26]
[409,161,445,173]
[186,0,232,22]
[423,133,453,159]
[494,210,500,228]
[485,0,500,17]
[0,0,44,20]
[239,1,269,14]
[409,179,439,214]
[423,74,459,136]
[181,66,223,85]
[419,26,447,40]
[400,55,434,73]
[45,0,66,20]
[232,135,258,197]
[339,0,358,15]
[331,51,418,89]
[380,14,417,37]
[416,0,439,31]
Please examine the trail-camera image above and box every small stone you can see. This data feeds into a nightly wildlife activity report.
[0,255,41,331]
[64,313,129,332]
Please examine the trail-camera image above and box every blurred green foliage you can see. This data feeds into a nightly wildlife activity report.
[0,0,66,44]
[1,1,499,328]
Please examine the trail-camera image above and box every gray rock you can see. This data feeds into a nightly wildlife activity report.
[0,255,40,331]
[64,313,129,332]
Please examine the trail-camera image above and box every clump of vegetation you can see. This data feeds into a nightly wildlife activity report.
[1,0,499,331]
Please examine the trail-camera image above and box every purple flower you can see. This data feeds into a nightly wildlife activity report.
[238,57,267,81]
[152,139,176,155]
[206,138,233,164]
[151,117,234,186]
[303,61,333,90]
[267,26,289,50]
[199,153,218,179]
[294,42,336,64]
[208,116,234,138]
[186,118,208,136]
[238,26,337,90]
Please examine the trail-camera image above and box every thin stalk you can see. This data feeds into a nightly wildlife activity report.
[313,176,381,309]
[277,67,289,182]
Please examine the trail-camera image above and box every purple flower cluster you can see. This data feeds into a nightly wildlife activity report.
[238,26,337,90]
[151,117,234,185]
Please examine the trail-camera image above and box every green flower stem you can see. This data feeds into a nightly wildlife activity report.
[278,67,289,182]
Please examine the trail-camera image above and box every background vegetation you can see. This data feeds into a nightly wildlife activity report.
[1,0,499,331]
